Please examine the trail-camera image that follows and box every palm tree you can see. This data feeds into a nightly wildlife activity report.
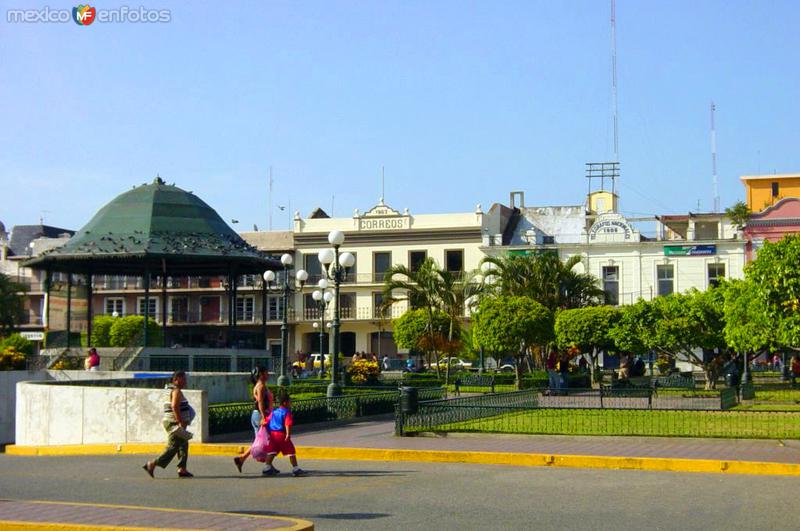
[382,259,446,374]
[382,259,485,385]
[481,253,604,311]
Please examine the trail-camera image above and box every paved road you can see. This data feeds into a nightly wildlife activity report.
[1,454,799,530]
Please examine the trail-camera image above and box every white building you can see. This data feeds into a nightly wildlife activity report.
[487,187,746,305]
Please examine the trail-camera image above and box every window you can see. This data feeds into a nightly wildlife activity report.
[373,251,391,282]
[445,250,464,273]
[373,292,387,318]
[340,293,355,318]
[342,252,357,283]
[104,275,126,289]
[236,296,255,321]
[105,298,125,316]
[409,250,427,272]
[602,266,619,306]
[542,236,555,245]
[238,274,256,287]
[708,263,725,288]
[170,297,188,322]
[657,265,674,296]
[267,295,284,320]
[304,293,320,319]
[772,182,780,198]
[304,254,322,282]
[137,297,158,317]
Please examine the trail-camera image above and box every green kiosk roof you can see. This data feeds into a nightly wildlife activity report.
[24,177,279,275]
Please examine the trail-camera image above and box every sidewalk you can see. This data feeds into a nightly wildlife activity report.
[288,418,800,465]
[7,417,800,476]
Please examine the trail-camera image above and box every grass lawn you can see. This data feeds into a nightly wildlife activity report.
[412,408,800,439]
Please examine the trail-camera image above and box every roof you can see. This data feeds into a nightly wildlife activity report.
[23,178,279,275]
[8,224,74,257]
[740,173,800,182]
[308,208,330,219]
[240,231,294,252]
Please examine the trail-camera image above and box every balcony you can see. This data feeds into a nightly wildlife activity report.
[300,304,406,322]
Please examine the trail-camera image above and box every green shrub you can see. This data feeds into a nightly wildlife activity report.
[109,316,161,347]
[1,333,33,357]
[0,347,26,370]
[91,315,115,347]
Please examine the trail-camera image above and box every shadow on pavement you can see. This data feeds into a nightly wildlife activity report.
[235,510,392,521]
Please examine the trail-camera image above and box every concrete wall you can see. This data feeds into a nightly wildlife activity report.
[4,370,254,445]
[45,371,254,404]
[0,371,50,444]
[15,381,208,446]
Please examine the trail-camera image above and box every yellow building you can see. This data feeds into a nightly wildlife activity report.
[740,173,800,211]
[277,199,499,359]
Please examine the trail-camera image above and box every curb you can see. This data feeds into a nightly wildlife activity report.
[6,443,799,477]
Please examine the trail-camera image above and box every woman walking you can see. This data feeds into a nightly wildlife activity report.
[233,366,275,475]
[143,370,194,478]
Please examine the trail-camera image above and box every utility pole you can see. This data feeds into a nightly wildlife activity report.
[710,102,720,213]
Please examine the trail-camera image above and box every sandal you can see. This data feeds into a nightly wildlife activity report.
[142,462,155,479]
[178,470,194,478]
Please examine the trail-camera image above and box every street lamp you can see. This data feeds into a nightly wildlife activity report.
[311,280,334,377]
[318,230,355,397]
[263,253,308,386]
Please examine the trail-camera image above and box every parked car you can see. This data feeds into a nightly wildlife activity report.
[292,353,332,370]
[430,357,473,370]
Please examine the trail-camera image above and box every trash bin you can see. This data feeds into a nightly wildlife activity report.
[400,386,418,415]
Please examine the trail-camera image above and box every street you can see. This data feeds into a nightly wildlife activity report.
[1,454,798,530]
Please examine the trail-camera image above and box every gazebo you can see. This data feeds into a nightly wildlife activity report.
[24,177,281,349]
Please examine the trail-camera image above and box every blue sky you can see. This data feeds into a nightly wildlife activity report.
[2,0,799,232]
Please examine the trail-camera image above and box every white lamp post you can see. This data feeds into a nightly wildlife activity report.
[263,254,307,386]
[318,230,355,396]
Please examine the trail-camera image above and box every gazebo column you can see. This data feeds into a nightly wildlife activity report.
[143,267,150,346]
[86,272,93,346]
[66,273,72,349]
[261,278,268,349]
[44,270,51,331]
[161,261,168,348]
[231,272,238,349]
[226,272,233,348]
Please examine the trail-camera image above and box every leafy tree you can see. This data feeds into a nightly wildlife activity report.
[723,279,777,356]
[392,308,451,370]
[109,315,160,347]
[383,258,480,383]
[472,295,553,389]
[555,306,621,382]
[0,347,26,370]
[0,273,26,335]
[746,235,800,348]
[481,253,604,312]
[724,201,751,231]
[90,315,116,347]
[614,291,727,389]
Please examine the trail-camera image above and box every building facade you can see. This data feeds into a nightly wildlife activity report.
[281,199,502,359]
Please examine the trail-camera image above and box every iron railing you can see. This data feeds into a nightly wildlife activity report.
[208,387,445,435]
[396,385,800,439]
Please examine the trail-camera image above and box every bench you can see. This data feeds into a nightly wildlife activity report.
[652,375,695,389]
[455,374,495,393]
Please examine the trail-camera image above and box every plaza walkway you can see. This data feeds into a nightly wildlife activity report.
[0,499,313,530]
[221,416,800,465]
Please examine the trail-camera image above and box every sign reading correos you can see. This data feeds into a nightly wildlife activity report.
[664,245,717,256]
[358,202,410,231]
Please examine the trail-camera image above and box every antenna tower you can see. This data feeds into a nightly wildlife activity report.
[611,0,619,162]
[710,102,720,212]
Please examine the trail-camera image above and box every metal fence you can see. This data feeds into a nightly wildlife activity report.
[209,387,446,435]
[396,385,800,439]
